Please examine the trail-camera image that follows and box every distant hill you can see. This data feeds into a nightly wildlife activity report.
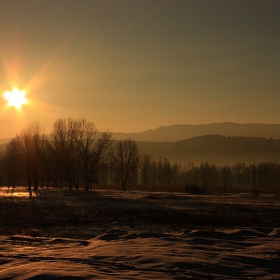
[113,122,280,142]
[137,135,280,165]
[1,123,280,166]
[0,138,10,145]
[1,123,280,144]
[0,134,279,166]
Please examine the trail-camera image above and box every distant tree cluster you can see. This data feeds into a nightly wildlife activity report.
[181,162,280,193]
[0,118,280,196]
[139,158,280,193]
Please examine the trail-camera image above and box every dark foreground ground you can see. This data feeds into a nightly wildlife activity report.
[0,187,280,279]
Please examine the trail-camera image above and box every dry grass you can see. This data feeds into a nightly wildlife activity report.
[1,186,280,238]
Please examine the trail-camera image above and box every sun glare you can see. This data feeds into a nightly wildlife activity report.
[3,87,28,109]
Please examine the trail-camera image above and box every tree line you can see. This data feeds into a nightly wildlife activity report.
[0,117,279,196]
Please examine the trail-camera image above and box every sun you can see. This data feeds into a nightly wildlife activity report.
[3,86,28,109]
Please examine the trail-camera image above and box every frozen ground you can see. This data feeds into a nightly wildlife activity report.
[0,187,280,279]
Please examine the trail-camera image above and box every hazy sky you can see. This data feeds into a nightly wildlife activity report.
[0,0,279,137]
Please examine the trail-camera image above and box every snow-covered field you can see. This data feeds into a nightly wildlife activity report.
[0,187,280,279]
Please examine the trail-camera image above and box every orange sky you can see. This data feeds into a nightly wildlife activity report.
[0,0,279,138]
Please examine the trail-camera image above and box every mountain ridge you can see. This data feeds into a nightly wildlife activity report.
[1,123,280,166]
[113,122,280,141]
[1,123,280,144]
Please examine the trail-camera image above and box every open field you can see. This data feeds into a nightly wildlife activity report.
[0,187,280,279]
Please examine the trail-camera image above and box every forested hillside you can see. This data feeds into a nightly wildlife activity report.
[137,135,280,165]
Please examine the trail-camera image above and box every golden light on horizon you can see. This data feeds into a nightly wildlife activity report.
[3,86,28,109]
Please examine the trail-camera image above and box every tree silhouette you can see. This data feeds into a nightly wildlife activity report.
[74,118,112,190]
[110,139,138,190]
[9,122,47,196]
[51,118,80,190]
[51,117,112,190]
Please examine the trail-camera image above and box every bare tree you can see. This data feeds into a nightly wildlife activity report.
[110,139,138,190]
[2,138,22,193]
[139,154,154,186]
[51,118,80,190]
[51,117,112,191]
[13,122,47,197]
[86,131,112,190]
[30,123,49,193]
[74,118,112,190]
[171,162,181,186]
[0,151,4,188]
